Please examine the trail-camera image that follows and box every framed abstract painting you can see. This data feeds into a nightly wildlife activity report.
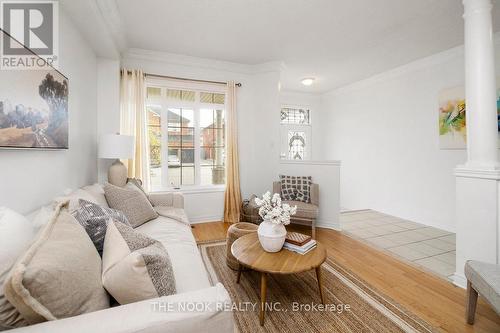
[438,83,500,149]
[0,30,68,149]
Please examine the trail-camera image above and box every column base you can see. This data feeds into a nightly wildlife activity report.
[455,167,500,287]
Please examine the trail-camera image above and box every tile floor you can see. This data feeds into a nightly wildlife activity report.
[341,210,456,281]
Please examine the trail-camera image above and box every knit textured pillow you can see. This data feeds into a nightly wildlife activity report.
[279,175,312,203]
[101,220,176,304]
[104,183,158,228]
[72,199,130,254]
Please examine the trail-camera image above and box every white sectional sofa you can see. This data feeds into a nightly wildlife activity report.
[6,184,234,333]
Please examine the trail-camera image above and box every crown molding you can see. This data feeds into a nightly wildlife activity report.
[123,48,284,75]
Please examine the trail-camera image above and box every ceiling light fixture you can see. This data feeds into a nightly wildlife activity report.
[301,78,315,86]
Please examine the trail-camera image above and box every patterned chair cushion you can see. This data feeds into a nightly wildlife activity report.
[282,200,319,220]
[279,175,312,203]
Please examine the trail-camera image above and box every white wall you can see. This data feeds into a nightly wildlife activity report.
[280,90,324,160]
[97,59,120,183]
[278,160,341,229]
[322,38,500,232]
[0,10,98,214]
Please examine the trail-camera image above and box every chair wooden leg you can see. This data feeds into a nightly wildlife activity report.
[466,280,478,325]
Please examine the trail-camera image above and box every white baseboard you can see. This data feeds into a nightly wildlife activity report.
[451,272,467,289]
[316,219,341,231]
[189,215,223,224]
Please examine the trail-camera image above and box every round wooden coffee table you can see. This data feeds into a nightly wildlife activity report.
[231,233,327,326]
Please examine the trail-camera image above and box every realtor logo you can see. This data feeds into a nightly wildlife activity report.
[0,1,58,69]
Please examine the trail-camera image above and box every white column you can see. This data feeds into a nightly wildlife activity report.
[463,0,498,169]
[453,0,500,288]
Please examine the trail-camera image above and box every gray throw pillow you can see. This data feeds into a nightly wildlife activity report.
[72,199,130,254]
[104,183,158,228]
[280,175,312,203]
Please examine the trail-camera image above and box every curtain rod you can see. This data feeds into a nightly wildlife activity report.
[145,73,242,87]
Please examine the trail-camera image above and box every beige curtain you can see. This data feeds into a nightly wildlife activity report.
[120,68,150,190]
[224,81,242,223]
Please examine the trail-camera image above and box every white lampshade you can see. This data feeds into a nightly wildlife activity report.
[99,134,135,159]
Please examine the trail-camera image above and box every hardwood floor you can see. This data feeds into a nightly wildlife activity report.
[192,222,500,333]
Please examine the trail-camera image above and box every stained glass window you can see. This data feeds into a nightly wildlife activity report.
[288,131,306,160]
[281,107,310,125]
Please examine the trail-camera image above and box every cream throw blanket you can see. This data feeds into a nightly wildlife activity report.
[154,206,190,226]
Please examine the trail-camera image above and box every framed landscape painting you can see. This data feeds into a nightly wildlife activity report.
[0,30,68,149]
[438,83,500,149]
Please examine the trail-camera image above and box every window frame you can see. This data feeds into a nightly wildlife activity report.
[280,104,313,161]
[146,77,227,192]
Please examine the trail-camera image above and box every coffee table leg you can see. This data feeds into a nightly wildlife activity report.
[236,264,242,284]
[315,266,325,304]
[260,272,267,326]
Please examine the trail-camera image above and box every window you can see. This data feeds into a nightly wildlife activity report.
[281,107,311,125]
[280,106,311,160]
[146,83,226,190]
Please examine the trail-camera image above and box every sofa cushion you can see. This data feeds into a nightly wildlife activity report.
[73,199,131,254]
[127,178,147,195]
[154,206,190,225]
[104,183,158,228]
[136,216,211,293]
[3,202,109,325]
[0,208,36,330]
[82,183,109,208]
[102,220,176,304]
[31,205,55,233]
[54,189,102,213]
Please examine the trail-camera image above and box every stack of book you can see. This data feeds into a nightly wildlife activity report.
[283,232,317,255]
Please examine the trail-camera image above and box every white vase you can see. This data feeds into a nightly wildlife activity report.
[257,219,286,252]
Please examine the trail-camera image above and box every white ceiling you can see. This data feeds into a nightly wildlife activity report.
[62,0,500,93]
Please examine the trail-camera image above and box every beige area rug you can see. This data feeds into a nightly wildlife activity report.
[199,240,437,333]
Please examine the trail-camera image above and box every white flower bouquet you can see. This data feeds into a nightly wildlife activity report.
[254,191,297,225]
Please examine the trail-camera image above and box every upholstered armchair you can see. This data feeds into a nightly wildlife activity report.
[273,181,319,239]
